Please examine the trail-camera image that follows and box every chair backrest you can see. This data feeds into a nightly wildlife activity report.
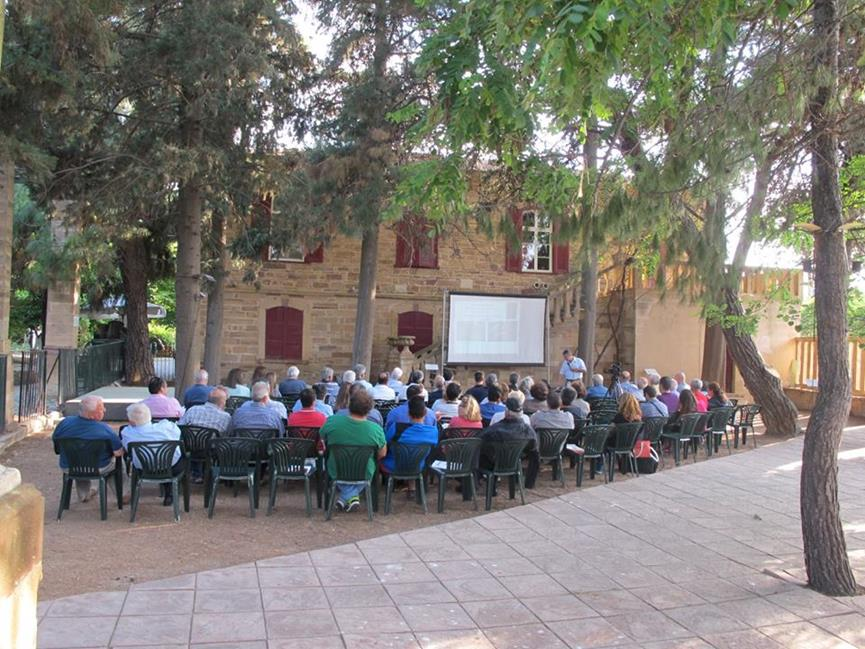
[489,438,528,473]
[128,440,182,478]
[268,438,315,476]
[374,399,396,409]
[442,426,481,440]
[535,428,570,458]
[390,441,434,477]
[377,402,398,421]
[676,413,703,437]
[609,422,643,451]
[481,418,491,428]
[708,407,735,432]
[640,417,668,443]
[589,400,618,424]
[395,422,412,439]
[327,444,377,482]
[284,425,320,442]
[279,394,300,410]
[439,437,482,474]
[729,398,739,408]
[225,396,250,414]
[179,425,220,455]
[231,427,279,442]
[208,437,260,476]
[53,438,113,477]
[581,424,612,457]
[738,404,761,426]
[570,418,588,443]
[695,413,709,434]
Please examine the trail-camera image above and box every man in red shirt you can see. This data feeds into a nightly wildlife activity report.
[288,388,328,428]
[690,379,709,413]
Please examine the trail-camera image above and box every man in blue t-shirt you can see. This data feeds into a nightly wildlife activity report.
[382,396,438,473]
[182,369,213,409]
[479,385,507,421]
[384,384,437,430]
[52,395,124,502]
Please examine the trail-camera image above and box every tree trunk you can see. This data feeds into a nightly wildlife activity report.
[578,126,599,372]
[701,324,726,385]
[118,237,153,384]
[0,159,14,428]
[800,0,857,597]
[351,222,379,369]
[203,211,226,382]
[174,110,203,398]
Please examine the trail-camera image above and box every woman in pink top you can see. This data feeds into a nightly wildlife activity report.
[448,395,483,429]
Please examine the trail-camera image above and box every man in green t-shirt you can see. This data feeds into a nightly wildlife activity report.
[320,389,387,512]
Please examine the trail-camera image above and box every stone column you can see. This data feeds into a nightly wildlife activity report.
[0,161,14,429]
[44,202,81,351]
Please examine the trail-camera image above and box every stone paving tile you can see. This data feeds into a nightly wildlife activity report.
[45,590,127,617]
[701,629,787,649]
[664,602,751,635]
[462,598,539,628]
[398,603,477,632]
[195,588,262,613]
[426,559,490,581]
[261,586,329,611]
[267,637,345,649]
[546,616,631,648]
[641,639,713,649]
[759,620,859,648]
[628,584,707,610]
[37,616,117,649]
[315,563,379,587]
[112,613,193,646]
[265,609,339,638]
[812,612,865,646]
[498,573,568,598]
[342,632,420,648]
[190,642,266,649]
[333,605,410,634]
[715,595,802,627]
[190,611,266,644]
[385,581,456,605]
[478,556,543,577]
[415,629,495,648]
[579,589,655,616]
[122,589,195,615]
[257,566,320,589]
[767,586,855,619]
[196,566,259,590]
[130,573,197,590]
[606,610,692,643]
[520,594,599,622]
[324,584,390,607]
[442,577,512,602]
[484,623,571,649]
[373,561,438,584]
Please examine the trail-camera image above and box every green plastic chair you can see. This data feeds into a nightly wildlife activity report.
[285,425,324,508]
[383,442,433,515]
[566,419,588,468]
[127,440,189,523]
[231,427,279,508]
[661,413,702,466]
[733,404,761,448]
[324,444,379,521]
[708,407,735,455]
[606,422,643,481]
[431,437,481,513]
[588,399,618,425]
[179,425,220,504]
[576,424,612,487]
[639,416,668,468]
[54,438,123,521]
[225,396,249,414]
[480,438,528,511]
[689,413,711,459]
[267,437,316,517]
[206,437,260,519]
[279,393,301,411]
[535,428,571,486]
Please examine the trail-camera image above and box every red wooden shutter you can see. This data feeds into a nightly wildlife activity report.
[504,208,524,272]
[395,220,411,268]
[552,221,570,274]
[398,311,434,352]
[265,306,303,359]
[304,245,324,263]
[416,229,438,269]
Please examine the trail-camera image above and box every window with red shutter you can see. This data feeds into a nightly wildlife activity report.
[397,311,434,353]
[506,208,569,273]
[265,306,303,360]
[395,217,438,269]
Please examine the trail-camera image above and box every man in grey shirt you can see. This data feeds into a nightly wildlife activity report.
[530,392,575,430]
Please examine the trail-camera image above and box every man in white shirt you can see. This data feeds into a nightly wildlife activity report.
[387,368,404,393]
[371,372,397,401]
[122,403,184,506]
[559,349,587,385]
[353,364,374,394]
[490,391,531,426]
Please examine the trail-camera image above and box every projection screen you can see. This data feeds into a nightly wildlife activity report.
[446,293,547,366]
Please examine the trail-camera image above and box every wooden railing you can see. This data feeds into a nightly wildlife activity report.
[793,337,865,396]
[595,265,802,298]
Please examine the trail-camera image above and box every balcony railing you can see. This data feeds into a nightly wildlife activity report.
[793,337,865,396]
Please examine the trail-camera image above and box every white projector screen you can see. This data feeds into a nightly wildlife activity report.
[447,293,547,366]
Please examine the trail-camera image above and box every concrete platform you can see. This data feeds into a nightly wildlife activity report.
[61,386,178,421]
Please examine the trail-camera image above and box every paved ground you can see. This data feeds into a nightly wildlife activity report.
[37,425,865,649]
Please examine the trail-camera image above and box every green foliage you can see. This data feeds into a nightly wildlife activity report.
[703,301,762,337]
[148,322,176,349]
[148,278,176,328]
[778,288,865,340]
[10,289,42,347]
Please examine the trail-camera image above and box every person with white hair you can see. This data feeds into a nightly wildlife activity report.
[122,403,184,506]
[230,381,284,435]
[387,367,404,393]
[321,367,340,402]
[690,378,709,412]
[619,370,645,402]
[353,363,374,394]
[586,374,608,399]
[674,371,688,394]
[182,369,212,409]
[52,395,124,503]
[278,366,307,397]
[342,369,356,384]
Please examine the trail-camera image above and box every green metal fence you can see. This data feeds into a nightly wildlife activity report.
[58,340,126,402]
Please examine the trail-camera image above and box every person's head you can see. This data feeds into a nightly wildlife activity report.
[474,371,484,385]
[504,396,523,419]
[617,393,642,422]
[445,381,461,401]
[299,387,316,409]
[80,395,106,421]
[265,371,278,392]
[322,366,335,383]
[313,383,327,401]
[690,378,703,392]
[342,369,356,384]
[377,372,389,386]
[644,385,658,400]
[286,365,300,379]
[348,388,373,416]
[433,375,445,390]
[591,374,604,387]
[148,376,166,395]
[487,385,502,404]
[507,390,526,407]
[518,376,534,395]
[508,372,519,389]
[458,395,481,422]
[443,368,454,382]
[561,386,576,406]
[678,389,697,414]
[648,373,661,386]
[409,369,424,384]
[563,349,573,361]
[485,372,498,388]
[636,376,648,390]
[529,382,548,402]
[195,369,209,385]
[208,387,228,410]
[570,380,586,399]
[251,381,270,402]
[674,371,686,385]
[546,391,562,410]
[621,370,631,383]
[353,363,367,380]
[408,396,426,421]
[335,382,353,410]
[126,402,152,427]
[226,368,244,388]
[707,382,725,399]
[250,365,267,384]
[659,376,675,393]
[390,367,403,382]
[406,384,424,401]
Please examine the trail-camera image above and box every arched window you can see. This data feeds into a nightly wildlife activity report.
[398,311,434,353]
[265,306,303,360]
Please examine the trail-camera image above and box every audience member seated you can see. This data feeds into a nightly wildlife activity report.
[636,376,649,392]
[640,385,669,418]
[224,368,251,398]
[382,396,438,474]
[480,397,539,489]
[265,371,281,398]
[442,368,455,385]
[508,372,520,392]
[426,375,445,406]
[250,365,268,386]
[668,388,698,427]
[267,393,288,420]
[182,369,212,409]
[288,388,328,428]
[320,389,387,512]
[707,382,732,409]
[586,374,609,400]
[431,381,461,420]
[321,367,340,402]
[490,391,531,426]
[353,363,374,394]
[336,383,384,426]
[530,392,575,430]
[122,403,184,505]
[387,367,404,393]
[613,393,643,424]
[396,370,422,401]
[278,366,307,397]
[372,371,397,402]
[291,383,334,416]
[140,376,185,419]
[334,381,353,411]
[569,380,593,413]
[52,395,124,502]
[518,376,534,397]
[480,385,506,421]
[523,382,549,413]
[674,371,688,393]
[619,371,645,402]
[385,384,437,429]
[690,379,709,412]
[229,381,285,435]
[466,371,488,403]
[179,386,231,434]
[450,395,484,429]
[561,386,588,420]
[658,376,680,413]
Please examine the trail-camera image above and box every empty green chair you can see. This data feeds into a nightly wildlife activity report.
[127,440,189,523]
[225,396,249,414]
[733,404,761,448]
[431,437,481,513]
[54,438,123,521]
[267,437,316,516]
[535,428,570,486]
[206,437,260,519]
[708,407,735,455]
[661,413,702,466]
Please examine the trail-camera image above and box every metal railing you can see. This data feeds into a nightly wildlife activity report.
[73,340,125,396]
[16,350,48,419]
[793,337,865,396]
[0,356,6,432]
